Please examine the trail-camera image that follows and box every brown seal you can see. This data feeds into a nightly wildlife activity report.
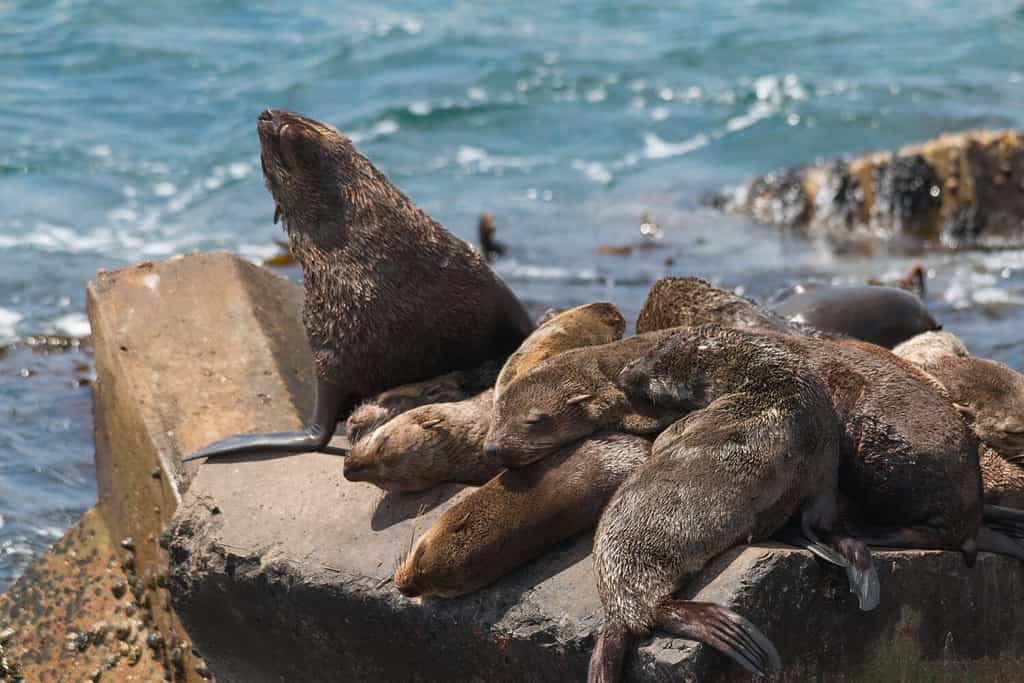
[594,324,876,681]
[184,110,534,462]
[494,302,626,401]
[343,389,499,493]
[634,276,795,335]
[622,325,1023,562]
[345,360,499,444]
[893,331,1024,459]
[769,284,939,348]
[484,329,683,468]
[393,433,651,598]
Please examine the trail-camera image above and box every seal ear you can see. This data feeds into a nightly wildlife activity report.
[566,393,592,406]
[421,418,444,429]
[954,403,977,421]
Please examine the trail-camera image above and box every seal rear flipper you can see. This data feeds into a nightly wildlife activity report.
[587,622,635,683]
[977,525,1024,561]
[775,527,880,611]
[653,600,781,677]
[983,505,1024,541]
[182,378,350,462]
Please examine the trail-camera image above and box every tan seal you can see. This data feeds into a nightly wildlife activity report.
[494,302,626,401]
[345,361,499,444]
[484,329,683,469]
[394,433,651,598]
[894,331,1024,459]
[343,389,499,493]
[184,110,533,462]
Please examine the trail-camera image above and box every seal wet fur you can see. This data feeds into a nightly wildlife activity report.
[594,324,872,681]
[393,433,651,598]
[184,110,533,462]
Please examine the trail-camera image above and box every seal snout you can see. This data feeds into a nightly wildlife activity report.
[342,458,373,482]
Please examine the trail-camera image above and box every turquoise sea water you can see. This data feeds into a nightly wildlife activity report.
[3,0,1024,590]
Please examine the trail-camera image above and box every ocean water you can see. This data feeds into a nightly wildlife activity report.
[3,0,1024,591]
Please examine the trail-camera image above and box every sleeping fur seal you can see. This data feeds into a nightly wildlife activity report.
[593,324,875,681]
[494,302,626,401]
[184,110,533,462]
[623,325,1023,563]
[393,432,651,598]
[484,329,684,468]
[343,389,499,493]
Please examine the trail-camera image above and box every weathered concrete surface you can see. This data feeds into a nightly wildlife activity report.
[0,507,206,681]
[84,251,1024,681]
[718,129,1024,248]
[85,250,313,682]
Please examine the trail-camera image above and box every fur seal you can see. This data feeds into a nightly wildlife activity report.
[622,325,1024,563]
[634,277,796,335]
[893,331,1024,459]
[593,324,875,681]
[394,432,651,598]
[484,329,683,468]
[345,361,500,444]
[184,110,533,462]
[343,389,499,493]
[494,302,626,401]
[769,284,939,348]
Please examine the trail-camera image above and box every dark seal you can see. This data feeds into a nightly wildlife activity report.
[184,110,533,462]
[769,284,939,348]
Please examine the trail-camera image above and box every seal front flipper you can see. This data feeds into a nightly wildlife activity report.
[800,496,880,611]
[773,527,880,611]
[183,378,350,462]
[654,600,781,677]
[983,505,1024,541]
[976,525,1024,561]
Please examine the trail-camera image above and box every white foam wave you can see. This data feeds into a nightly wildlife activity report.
[0,307,22,339]
[349,119,400,144]
[53,312,91,337]
[642,132,709,160]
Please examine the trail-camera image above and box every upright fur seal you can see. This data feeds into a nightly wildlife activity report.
[485,329,683,468]
[343,389,499,493]
[394,433,651,599]
[893,331,1024,459]
[593,324,875,681]
[769,284,939,348]
[345,361,500,444]
[494,302,626,401]
[184,110,533,462]
[623,325,1023,563]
